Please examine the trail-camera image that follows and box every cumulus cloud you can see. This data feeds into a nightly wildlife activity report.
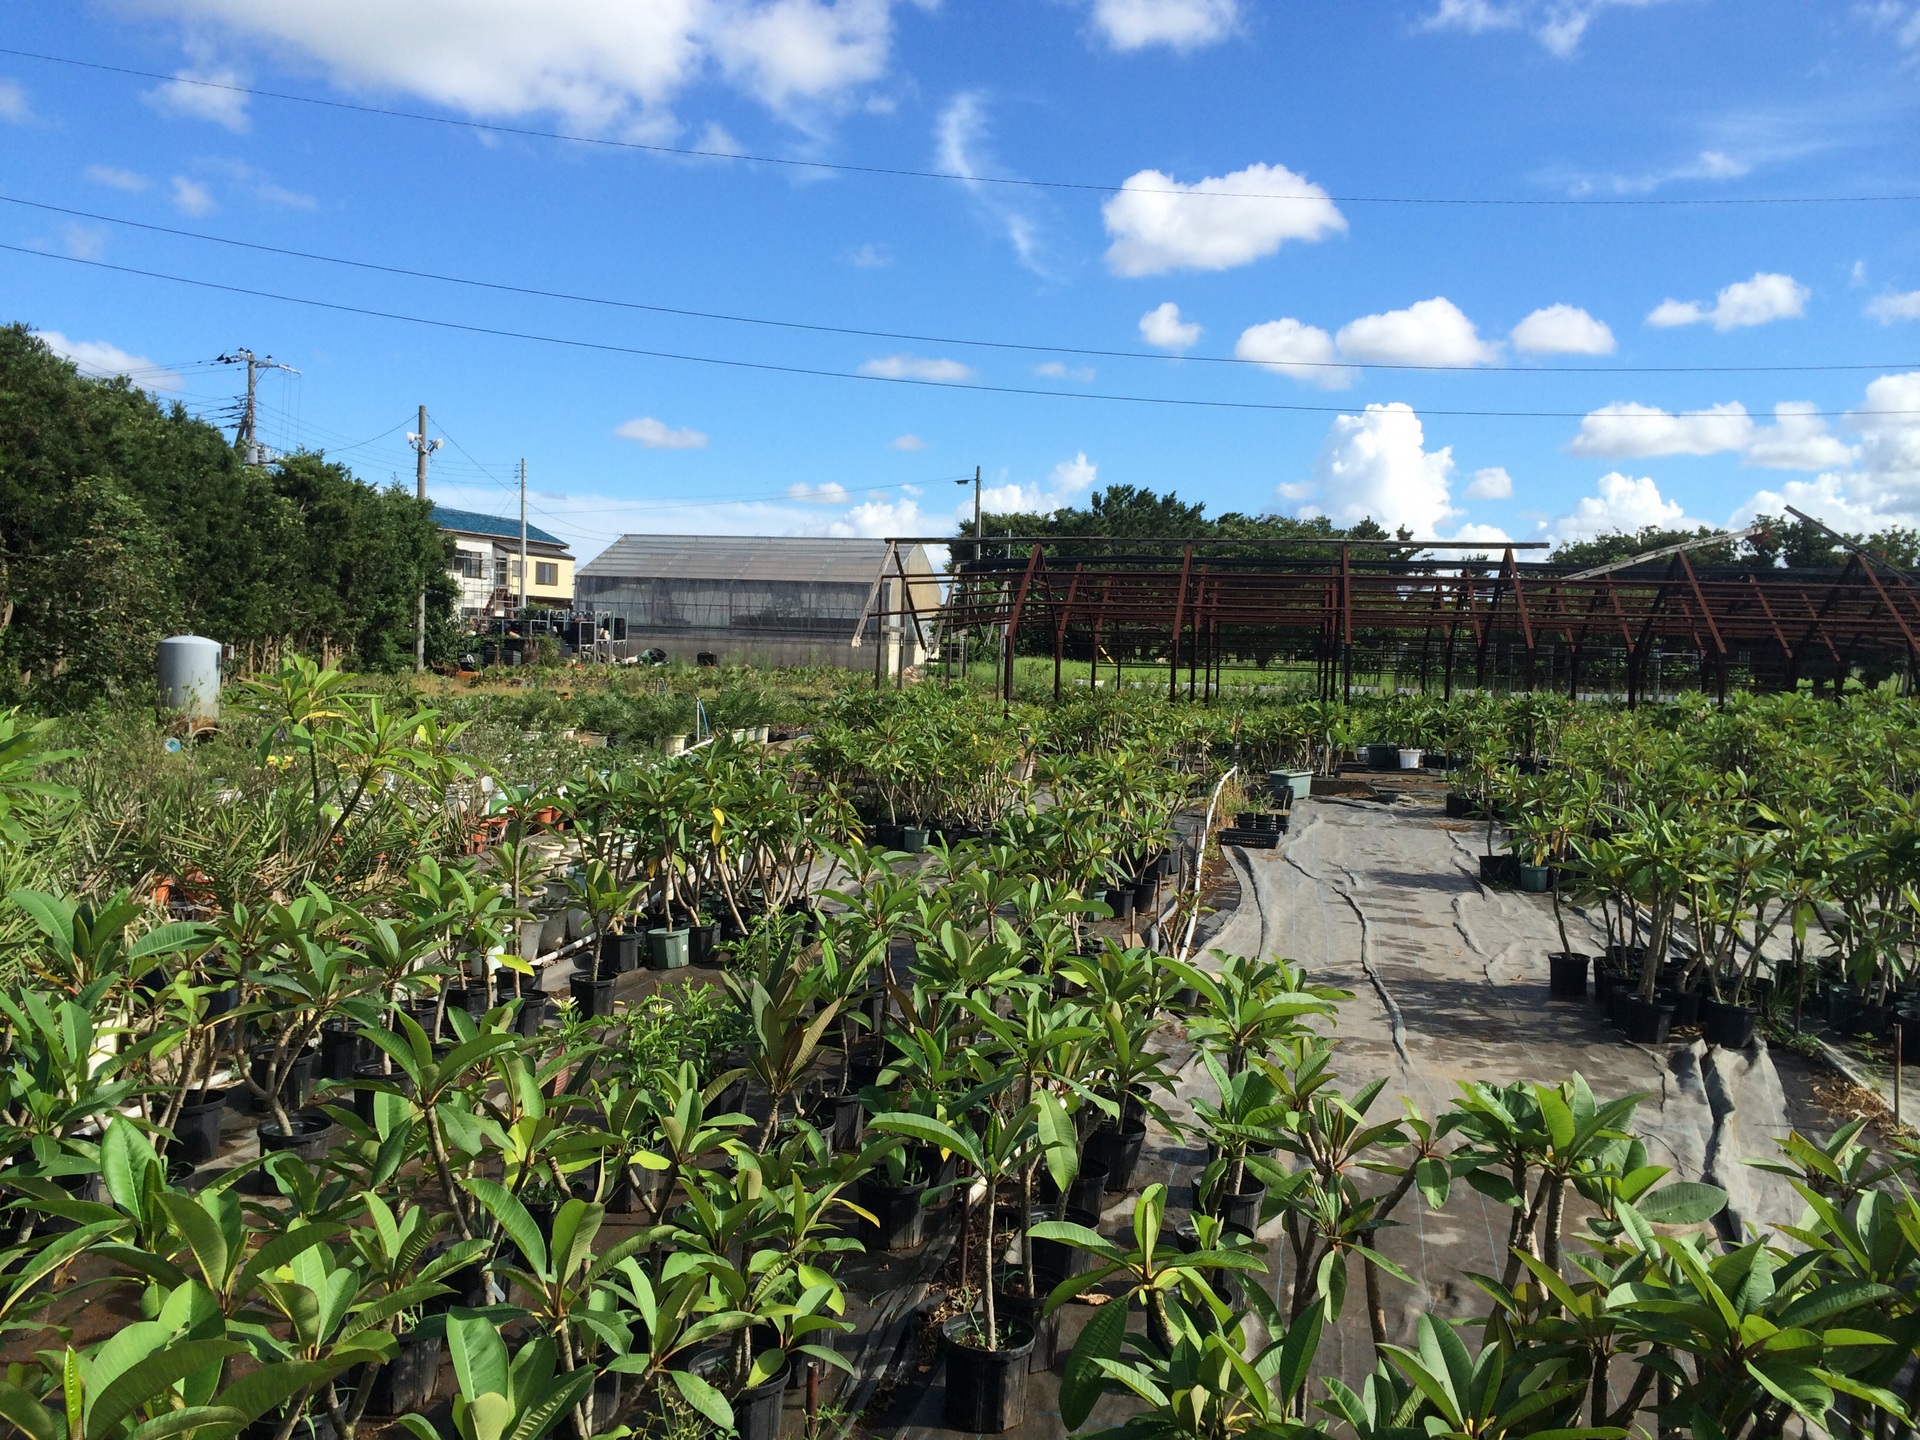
[888,434,927,450]
[1139,302,1201,351]
[1090,0,1238,51]
[977,453,1099,515]
[1645,272,1809,331]
[126,0,913,133]
[171,176,216,216]
[1867,290,1920,324]
[1744,403,1854,472]
[86,165,150,192]
[1549,472,1703,545]
[615,416,708,449]
[1465,466,1514,499]
[1420,0,1665,58]
[1306,403,1459,535]
[1234,319,1354,388]
[788,481,851,503]
[1569,402,1754,459]
[143,44,251,130]
[1102,162,1344,276]
[859,354,975,382]
[1335,297,1499,367]
[0,80,32,123]
[1739,373,1920,531]
[1510,303,1615,355]
[33,331,185,392]
[825,496,926,538]
[1036,361,1095,382]
[936,92,1048,273]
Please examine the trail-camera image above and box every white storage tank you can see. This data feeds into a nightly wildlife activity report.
[157,635,222,731]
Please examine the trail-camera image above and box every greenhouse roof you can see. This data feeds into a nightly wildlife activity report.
[579,535,937,587]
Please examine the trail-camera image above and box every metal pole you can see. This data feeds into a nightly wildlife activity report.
[1896,1025,1904,1126]
[518,459,528,615]
[411,403,436,673]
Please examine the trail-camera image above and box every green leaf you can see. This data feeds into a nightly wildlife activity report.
[1636,1182,1728,1227]
[668,1369,735,1432]
[1036,1091,1079,1194]
[464,1178,545,1275]
[448,1312,512,1403]
[1059,1296,1127,1431]
[87,1340,243,1440]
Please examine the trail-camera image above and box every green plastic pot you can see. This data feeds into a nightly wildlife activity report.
[647,927,690,969]
[1517,864,1552,893]
[899,825,929,853]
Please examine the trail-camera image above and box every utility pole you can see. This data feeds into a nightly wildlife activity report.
[215,348,298,463]
[518,459,529,615]
[407,406,443,674]
[955,466,980,685]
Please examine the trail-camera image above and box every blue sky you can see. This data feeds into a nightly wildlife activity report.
[3,0,1919,561]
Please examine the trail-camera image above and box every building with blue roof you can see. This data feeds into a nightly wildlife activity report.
[433,504,574,616]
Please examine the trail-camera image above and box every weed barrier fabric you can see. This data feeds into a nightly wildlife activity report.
[1174,791,1816,1390]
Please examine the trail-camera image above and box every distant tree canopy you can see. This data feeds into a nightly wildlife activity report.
[958,483,1413,560]
[1547,517,1920,573]
[0,324,456,706]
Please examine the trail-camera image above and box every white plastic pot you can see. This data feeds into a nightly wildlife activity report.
[1398,748,1424,770]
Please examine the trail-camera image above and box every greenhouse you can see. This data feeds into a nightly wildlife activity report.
[0,662,1916,1440]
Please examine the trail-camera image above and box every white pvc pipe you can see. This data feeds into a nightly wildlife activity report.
[1176,765,1238,965]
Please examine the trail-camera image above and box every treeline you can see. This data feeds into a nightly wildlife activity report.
[967,482,1920,574]
[0,325,455,707]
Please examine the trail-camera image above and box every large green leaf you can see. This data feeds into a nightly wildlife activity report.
[1637,1182,1728,1227]
[1058,1295,1127,1430]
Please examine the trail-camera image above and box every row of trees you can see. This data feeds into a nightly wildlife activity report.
[0,325,457,706]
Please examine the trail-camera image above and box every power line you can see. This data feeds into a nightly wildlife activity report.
[8,243,1914,421]
[4,194,1912,377]
[4,44,1916,209]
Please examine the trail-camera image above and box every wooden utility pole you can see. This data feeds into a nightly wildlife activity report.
[518,459,529,614]
[408,405,441,673]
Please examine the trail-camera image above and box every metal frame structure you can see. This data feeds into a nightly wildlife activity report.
[866,536,1920,704]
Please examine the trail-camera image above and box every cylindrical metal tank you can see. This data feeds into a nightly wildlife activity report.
[157,635,222,729]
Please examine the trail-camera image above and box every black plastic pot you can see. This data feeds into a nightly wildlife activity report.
[316,1023,361,1082]
[1028,1203,1100,1286]
[251,1110,333,1193]
[992,1276,1062,1375]
[1664,987,1703,1027]
[689,923,720,966]
[1606,985,1634,1029]
[510,990,550,1037]
[691,1351,788,1440]
[857,1175,927,1253]
[1132,877,1158,915]
[599,931,639,975]
[1444,792,1475,819]
[1702,999,1758,1050]
[1622,996,1675,1046]
[942,1313,1036,1433]
[1478,854,1521,889]
[1214,1177,1266,1237]
[350,1065,413,1127]
[1085,1121,1148,1193]
[1104,886,1135,922]
[1157,850,1178,879]
[847,1041,886,1094]
[811,1091,865,1153]
[165,1089,228,1166]
[570,971,617,1019]
[1592,965,1618,1003]
[353,1330,442,1416]
[1547,952,1589,999]
[1038,1159,1108,1216]
[247,1047,316,1114]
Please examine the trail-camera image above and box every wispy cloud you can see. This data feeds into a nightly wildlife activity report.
[935,92,1052,276]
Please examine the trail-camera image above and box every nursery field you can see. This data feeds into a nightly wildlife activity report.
[0,665,1915,1440]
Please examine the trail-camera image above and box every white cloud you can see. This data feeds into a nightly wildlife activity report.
[1307,403,1459,535]
[615,416,708,449]
[1464,466,1514,499]
[144,45,251,130]
[1090,0,1238,51]
[1569,401,1754,458]
[1420,0,1665,58]
[171,176,216,216]
[859,354,975,382]
[977,452,1099,515]
[0,80,32,123]
[1444,521,1516,558]
[1867,290,1920,324]
[1139,301,1201,351]
[33,331,185,392]
[1744,403,1854,471]
[788,481,851,503]
[1036,361,1095,382]
[848,242,892,268]
[1549,472,1703,545]
[888,433,927,450]
[126,0,913,133]
[1335,296,1499,367]
[62,225,106,260]
[1510,303,1615,355]
[1102,162,1344,276]
[1645,271,1809,331]
[86,165,151,192]
[1274,481,1314,501]
[1234,318,1354,388]
[825,495,928,538]
[936,92,1047,273]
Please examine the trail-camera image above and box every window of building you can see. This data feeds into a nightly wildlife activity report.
[536,561,559,588]
[454,552,486,579]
